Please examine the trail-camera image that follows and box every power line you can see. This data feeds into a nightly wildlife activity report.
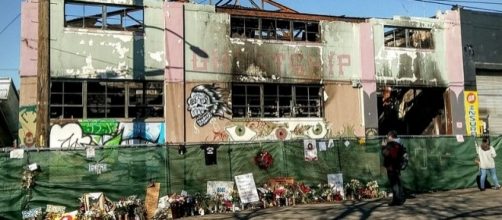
[0,13,20,36]
[412,0,502,13]
[434,0,502,5]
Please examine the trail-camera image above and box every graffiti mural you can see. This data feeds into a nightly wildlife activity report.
[187,84,231,127]
[18,105,37,147]
[225,121,330,141]
[49,119,165,148]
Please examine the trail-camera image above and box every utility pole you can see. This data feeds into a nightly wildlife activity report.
[36,0,49,148]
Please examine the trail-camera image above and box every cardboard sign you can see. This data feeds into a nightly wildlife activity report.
[207,181,235,200]
[28,163,38,171]
[328,173,344,198]
[46,204,66,213]
[10,149,24,159]
[234,173,259,204]
[145,183,160,220]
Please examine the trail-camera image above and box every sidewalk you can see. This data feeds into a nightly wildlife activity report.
[181,188,502,219]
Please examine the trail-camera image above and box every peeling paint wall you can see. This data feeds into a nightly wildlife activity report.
[371,17,448,86]
[50,0,165,80]
[184,4,363,82]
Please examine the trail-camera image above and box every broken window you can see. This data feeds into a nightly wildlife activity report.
[261,19,276,40]
[129,82,164,118]
[50,80,163,119]
[50,81,83,119]
[276,20,291,41]
[65,2,143,32]
[306,22,320,42]
[230,16,319,42]
[232,83,322,118]
[384,26,433,49]
[293,21,306,41]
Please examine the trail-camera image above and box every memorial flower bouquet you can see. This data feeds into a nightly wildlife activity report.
[344,179,363,200]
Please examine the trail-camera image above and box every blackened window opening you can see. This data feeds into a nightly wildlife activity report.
[232,83,322,118]
[231,16,320,42]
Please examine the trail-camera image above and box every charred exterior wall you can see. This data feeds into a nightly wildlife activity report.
[178,3,366,143]
[371,17,448,86]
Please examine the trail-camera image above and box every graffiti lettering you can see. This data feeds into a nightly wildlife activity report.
[18,105,37,147]
[80,120,118,135]
[273,53,285,74]
[337,54,351,76]
[190,50,351,77]
[192,53,208,71]
[50,121,165,148]
[290,54,305,75]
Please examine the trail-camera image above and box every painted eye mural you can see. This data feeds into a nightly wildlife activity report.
[226,125,258,141]
[187,84,231,127]
[275,127,288,140]
[225,121,329,141]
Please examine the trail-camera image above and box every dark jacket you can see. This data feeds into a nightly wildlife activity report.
[382,140,404,171]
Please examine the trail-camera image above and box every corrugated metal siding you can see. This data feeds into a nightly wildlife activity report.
[476,74,502,134]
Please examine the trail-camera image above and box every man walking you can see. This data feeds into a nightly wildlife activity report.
[381,130,406,206]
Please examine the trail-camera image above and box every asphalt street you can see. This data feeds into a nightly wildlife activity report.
[181,188,502,219]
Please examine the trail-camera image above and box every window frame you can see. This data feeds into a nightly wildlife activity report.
[50,79,163,119]
[232,83,323,119]
[384,26,434,49]
[230,16,320,43]
[64,1,144,32]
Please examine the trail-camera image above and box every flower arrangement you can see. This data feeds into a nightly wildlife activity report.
[255,150,273,170]
[363,180,379,199]
[344,179,363,200]
[115,195,146,219]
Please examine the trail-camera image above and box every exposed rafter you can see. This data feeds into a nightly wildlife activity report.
[215,0,297,13]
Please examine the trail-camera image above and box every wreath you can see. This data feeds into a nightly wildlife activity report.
[255,151,273,170]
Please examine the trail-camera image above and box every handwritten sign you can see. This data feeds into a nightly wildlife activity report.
[207,181,235,200]
[234,173,259,204]
[145,183,160,220]
[328,173,344,198]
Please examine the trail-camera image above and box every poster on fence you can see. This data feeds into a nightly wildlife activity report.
[304,139,318,161]
[234,173,259,204]
[327,173,344,198]
[207,181,235,200]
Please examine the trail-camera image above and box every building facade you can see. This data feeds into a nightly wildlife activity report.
[19,0,470,147]
[460,8,502,135]
[0,78,19,147]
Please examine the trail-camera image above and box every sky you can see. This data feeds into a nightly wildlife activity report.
[2,0,502,89]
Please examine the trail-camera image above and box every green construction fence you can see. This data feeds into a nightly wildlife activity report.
[0,136,496,219]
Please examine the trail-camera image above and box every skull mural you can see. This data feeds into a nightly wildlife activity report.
[187,84,231,127]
